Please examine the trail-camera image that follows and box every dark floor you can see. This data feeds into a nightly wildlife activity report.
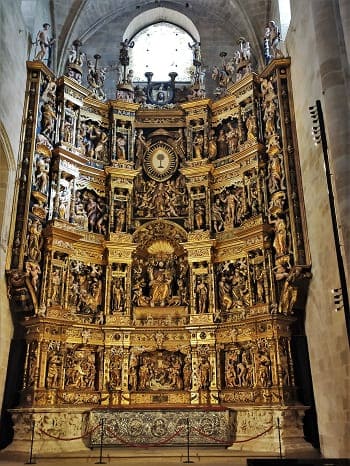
[0,446,329,466]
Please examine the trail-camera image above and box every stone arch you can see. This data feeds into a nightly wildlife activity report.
[0,120,16,261]
[123,7,200,43]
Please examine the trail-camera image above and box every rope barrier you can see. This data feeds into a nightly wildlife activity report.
[191,424,273,444]
[38,420,273,446]
[189,425,230,445]
[103,425,185,449]
[38,422,101,441]
[232,425,273,443]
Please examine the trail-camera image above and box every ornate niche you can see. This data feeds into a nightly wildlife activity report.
[131,221,189,324]
[132,126,189,228]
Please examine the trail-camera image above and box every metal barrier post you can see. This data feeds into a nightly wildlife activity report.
[95,418,106,464]
[183,417,194,463]
[277,417,283,459]
[25,419,36,464]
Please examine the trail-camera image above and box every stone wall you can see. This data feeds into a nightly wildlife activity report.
[287,0,350,458]
[0,0,27,417]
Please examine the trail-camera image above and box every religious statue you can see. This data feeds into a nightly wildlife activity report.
[182,356,192,390]
[252,263,266,303]
[118,38,135,89]
[234,38,252,81]
[224,188,239,225]
[279,276,298,315]
[268,152,285,193]
[50,267,61,304]
[270,214,288,257]
[41,102,56,139]
[115,204,126,232]
[134,129,149,168]
[172,128,186,162]
[116,133,127,160]
[34,156,50,195]
[193,132,204,158]
[225,352,237,388]
[119,39,134,67]
[93,126,109,161]
[257,350,272,387]
[196,278,208,313]
[148,262,172,307]
[87,55,107,101]
[188,41,201,65]
[34,23,55,63]
[65,39,86,84]
[218,276,233,312]
[194,203,205,230]
[26,344,38,387]
[46,353,61,388]
[264,20,284,63]
[111,277,125,312]
[225,121,239,154]
[27,218,43,262]
[41,76,57,104]
[217,128,228,157]
[212,198,224,232]
[128,364,138,391]
[109,354,122,389]
[198,356,211,389]
[245,112,257,140]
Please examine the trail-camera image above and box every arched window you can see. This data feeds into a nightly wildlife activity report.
[278,0,291,39]
[129,22,194,82]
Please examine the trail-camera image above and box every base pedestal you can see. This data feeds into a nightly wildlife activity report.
[7,405,315,455]
[227,407,314,455]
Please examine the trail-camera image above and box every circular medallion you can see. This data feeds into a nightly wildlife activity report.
[143,142,178,181]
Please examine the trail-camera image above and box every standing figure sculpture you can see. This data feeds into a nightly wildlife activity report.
[34,23,55,63]
[116,134,127,160]
[196,278,208,313]
[46,353,61,388]
[188,41,201,65]
[41,102,56,138]
[194,203,205,230]
[119,38,135,84]
[111,278,124,312]
[264,21,283,63]
[34,157,50,194]
[183,356,192,390]
[87,55,107,101]
[270,214,288,257]
[199,356,211,389]
[148,262,172,307]
[208,129,217,160]
[193,133,204,159]
[134,129,149,168]
[245,113,257,140]
[268,153,284,193]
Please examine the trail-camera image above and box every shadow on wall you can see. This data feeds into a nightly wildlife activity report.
[0,339,26,449]
[290,333,320,450]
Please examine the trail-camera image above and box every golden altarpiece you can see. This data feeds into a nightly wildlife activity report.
[6,57,312,454]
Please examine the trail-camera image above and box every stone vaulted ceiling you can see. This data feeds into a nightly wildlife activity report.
[49,0,273,98]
